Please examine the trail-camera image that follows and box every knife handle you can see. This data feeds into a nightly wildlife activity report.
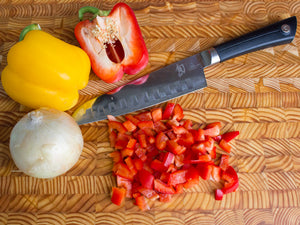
[214,16,297,63]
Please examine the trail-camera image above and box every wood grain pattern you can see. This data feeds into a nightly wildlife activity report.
[0,0,300,224]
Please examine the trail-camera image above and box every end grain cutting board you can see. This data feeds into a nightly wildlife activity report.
[0,0,300,224]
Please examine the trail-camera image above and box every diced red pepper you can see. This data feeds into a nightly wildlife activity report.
[135,112,152,121]
[125,157,137,175]
[137,187,159,200]
[148,136,155,144]
[166,130,177,140]
[172,126,188,135]
[190,129,205,142]
[221,131,240,142]
[151,108,163,122]
[219,139,232,153]
[175,183,184,194]
[125,114,140,125]
[191,142,206,155]
[162,103,175,120]
[123,120,137,132]
[203,122,221,137]
[127,138,137,149]
[183,119,193,130]
[209,146,216,159]
[168,170,187,186]
[154,179,175,194]
[135,147,147,161]
[177,132,194,146]
[115,163,134,181]
[117,176,132,198]
[75,3,148,83]
[155,132,169,150]
[184,166,199,189]
[108,121,127,134]
[167,140,186,155]
[215,189,224,200]
[197,162,213,180]
[173,104,184,121]
[211,165,221,182]
[110,151,122,163]
[174,154,185,168]
[138,134,148,148]
[138,169,154,189]
[109,130,117,147]
[111,187,126,206]
[219,154,230,171]
[137,120,154,130]
[121,148,134,158]
[150,159,167,173]
[159,193,172,202]
[154,121,168,132]
[133,158,143,171]
[162,152,175,167]
[135,195,150,211]
[160,172,170,183]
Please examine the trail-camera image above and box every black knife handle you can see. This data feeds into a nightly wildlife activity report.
[214,16,297,62]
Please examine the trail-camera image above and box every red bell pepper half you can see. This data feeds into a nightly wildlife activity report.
[75,3,148,83]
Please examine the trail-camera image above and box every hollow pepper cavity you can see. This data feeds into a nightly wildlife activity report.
[74,3,149,83]
[1,24,91,111]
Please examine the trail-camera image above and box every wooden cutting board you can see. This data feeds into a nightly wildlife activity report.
[0,0,300,224]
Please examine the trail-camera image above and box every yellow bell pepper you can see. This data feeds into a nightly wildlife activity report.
[1,24,91,111]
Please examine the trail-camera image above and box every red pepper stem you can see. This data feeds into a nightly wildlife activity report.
[78,6,110,21]
[19,24,41,42]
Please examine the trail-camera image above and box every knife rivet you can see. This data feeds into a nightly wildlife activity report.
[281,24,290,34]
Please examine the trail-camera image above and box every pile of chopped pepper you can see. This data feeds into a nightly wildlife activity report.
[108,103,239,210]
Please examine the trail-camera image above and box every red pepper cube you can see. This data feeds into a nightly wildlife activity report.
[127,138,137,149]
[175,183,184,194]
[148,136,155,144]
[197,154,212,162]
[172,104,184,121]
[167,140,186,155]
[133,158,144,171]
[215,189,224,200]
[219,139,232,153]
[135,147,147,162]
[219,154,230,171]
[109,130,117,147]
[137,187,159,200]
[222,131,240,142]
[108,121,127,134]
[177,132,194,147]
[156,132,169,150]
[154,121,168,132]
[168,169,188,186]
[221,166,239,194]
[150,159,167,173]
[125,114,140,125]
[138,134,148,148]
[125,157,137,175]
[160,172,170,183]
[135,195,150,211]
[209,146,217,159]
[115,163,134,181]
[135,111,152,121]
[138,169,154,189]
[172,126,188,135]
[197,162,213,180]
[109,151,122,163]
[162,152,175,167]
[183,119,193,130]
[121,148,134,158]
[154,179,175,194]
[162,103,175,120]
[151,108,163,122]
[111,187,126,206]
[159,193,172,202]
[203,122,221,137]
[117,176,132,198]
[190,129,205,142]
[123,120,137,132]
[211,165,221,182]
[191,142,206,155]
[137,120,154,130]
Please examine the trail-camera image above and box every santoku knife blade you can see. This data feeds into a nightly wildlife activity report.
[73,16,297,125]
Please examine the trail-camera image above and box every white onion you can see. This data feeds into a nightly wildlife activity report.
[10,108,83,178]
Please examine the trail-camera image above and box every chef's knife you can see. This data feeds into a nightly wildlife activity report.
[73,16,297,125]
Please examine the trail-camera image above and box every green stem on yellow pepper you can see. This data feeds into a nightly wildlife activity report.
[19,24,41,42]
[78,6,110,21]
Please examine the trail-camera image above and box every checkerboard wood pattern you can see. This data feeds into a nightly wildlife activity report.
[0,0,300,224]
